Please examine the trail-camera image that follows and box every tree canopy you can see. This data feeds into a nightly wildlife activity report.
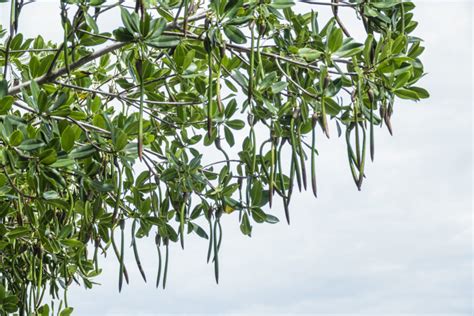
[0,0,427,315]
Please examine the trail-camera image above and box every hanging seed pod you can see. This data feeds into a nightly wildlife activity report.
[131,219,147,282]
[207,41,213,137]
[269,128,275,208]
[135,58,144,161]
[206,208,213,263]
[297,124,307,191]
[290,109,302,191]
[162,238,169,290]
[118,218,125,292]
[357,122,367,190]
[179,192,189,249]
[213,217,219,284]
[384,100,394,135]
[155,233,162,288]
[345,124,360,188]
[321,75,331,138]
[112,157,122,224]
[368,88,375,162]
[311,112,318,198]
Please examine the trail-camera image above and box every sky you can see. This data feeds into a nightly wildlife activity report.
[0,1,472,315]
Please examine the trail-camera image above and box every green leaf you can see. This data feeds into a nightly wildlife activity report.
[113,128,128,151]
[270,0,295,9]
[17,139,45,151]
[224,126,235,147]
[224,25,247,44]
[335,40,364,58]
[120,7,140,34]
[327,28,343,53]
[9,130,23,146]
[0,79,7,98]
[61,126,76,152]
[59,307,74,316]
[298,48,322,61]
[240,213,252,236]
[39,148,58,165]
[394,87,420,100]
[43,191,60,200]
[226,119,245,130]
[0,96,13,114]
[271,81,288,94]
[145,35,180,48]
[69,145,96,159]
[5,226,30,239]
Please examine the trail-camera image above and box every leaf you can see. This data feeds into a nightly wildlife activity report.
[17,139,45,151]
[265,214,279,224]
[271,81,288,94]
[9,130,23,146]
[240,213,252,236]
[270,0,295,9]
[0,96,13,114]
[298,48,322,61]
[224,126,235,147]
[394,87,420,100]
[5,226,30,239]
[43,191,60,200]
[224,25,247,44]
[0,79,7,98]
[60,239,84,248]
[226,119,245,130]
[327,28,343,53]
[113,128,128,151]
[120,7,140,34]
[145,35,181,48]
[188,222,209,239]
[335,40,364,58]
[69,145,96,159]
[59,308,74,316]
[61,126,76,152]
[39,148,58,165]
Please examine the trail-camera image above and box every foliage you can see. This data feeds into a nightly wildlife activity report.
[0,0,427,314]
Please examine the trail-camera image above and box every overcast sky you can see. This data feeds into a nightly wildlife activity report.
[1,1,472,315]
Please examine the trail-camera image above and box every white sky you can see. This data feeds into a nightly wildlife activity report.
[0,1,472,315]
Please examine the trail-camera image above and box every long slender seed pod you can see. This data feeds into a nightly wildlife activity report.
[112,158,122,223]
[213,219,219,284]
[217,218,223,252]
[93,237,99,272]
[248,22,255,104]
[354,104,361,166]
[345,124,359,187]
[250,127,257,175]
[259,139,277,198]
[368,89,375,161]
[111,228,130,285]
[297,124,307,190]
[290,113,302,191]
[163,241,169,289]
[207,45,213,136]
[118,218,125,292]
[206,213,213,263]
[269,130,275,207]
[131,219,147,282]
[311,113,318,198]
[277,139,290,224]
[155,235,162,288]
[36,253,43,303]
[179,192,189,249]
[357,122,367,190]
[136,57,144,160]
